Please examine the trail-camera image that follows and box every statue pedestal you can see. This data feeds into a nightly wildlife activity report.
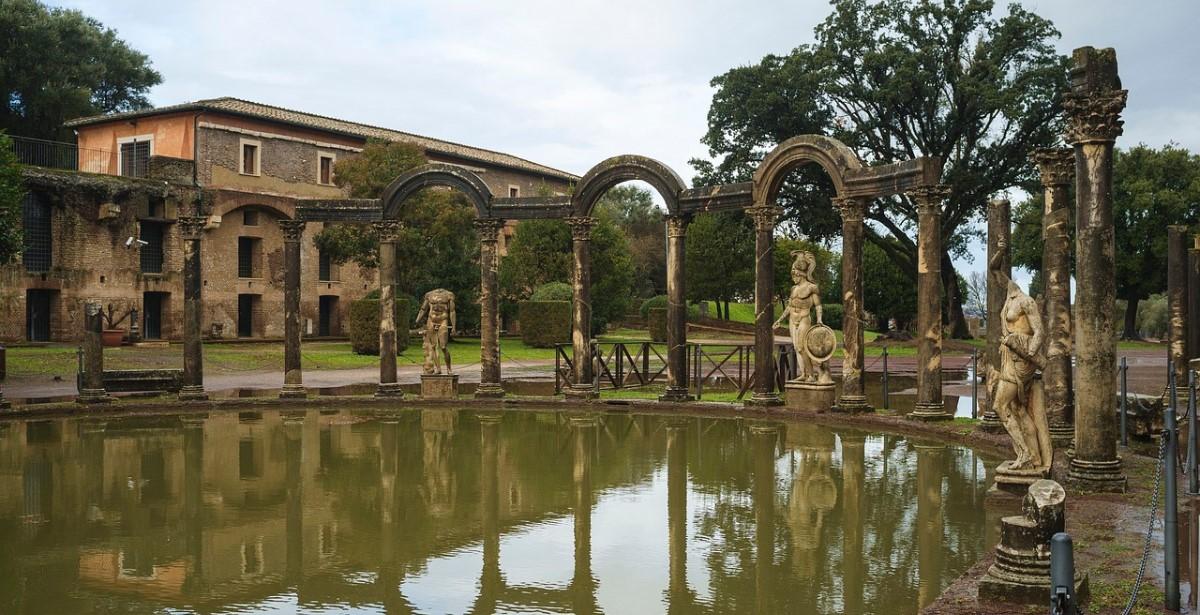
[421,374,459,400]
[990,460,1050,496]
[785,380,836,413]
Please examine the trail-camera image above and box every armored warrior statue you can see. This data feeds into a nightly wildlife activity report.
[775,250,835,384]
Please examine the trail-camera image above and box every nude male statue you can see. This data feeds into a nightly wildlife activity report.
[416,288,456,375]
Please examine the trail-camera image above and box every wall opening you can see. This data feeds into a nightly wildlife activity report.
[319,295,339,336]
[142,292,168,339]
[25,289,57,342]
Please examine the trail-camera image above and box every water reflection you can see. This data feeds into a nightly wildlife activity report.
[0,408,994,614]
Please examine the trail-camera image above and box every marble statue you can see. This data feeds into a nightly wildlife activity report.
[416,288,456,375]
[774,250,834,384]
[988,243,1053,474]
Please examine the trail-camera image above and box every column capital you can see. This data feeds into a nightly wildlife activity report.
[1031,148,1074,187]
[278,219,306,242]
[564,216,595,241]
[373,219,404,243]
[473,218,505,240]
[1063,89,1127,145]
[834,197,867,223]
[664,214,691,238]
[908,185,949,216]
[178,216,207,240]
[746,205,783,233]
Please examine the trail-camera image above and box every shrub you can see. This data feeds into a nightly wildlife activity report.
[530,281,573,301]
[641,295,701,321]
[821,303,844,330]
[647,307,668,342]
[348,297,411,355]
[519,300,571,348]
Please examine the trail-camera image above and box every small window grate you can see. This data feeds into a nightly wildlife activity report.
[139,221,164,273]
[21,193,51,272]
[120,140,150,178]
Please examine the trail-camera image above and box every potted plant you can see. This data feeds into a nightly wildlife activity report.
[100,304,135,347]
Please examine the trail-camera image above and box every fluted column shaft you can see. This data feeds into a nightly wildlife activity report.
[375,221,404,398]
[661,215,693,402]
[836,198,870,412]
[1035,149,1076,444]
[280,220,307,399]
[747,206,783,407]
[1168,226,1190,387]
[566,217,597,398]
[475,219,505,398]
[179,216,208,401]
[910,186,950,420]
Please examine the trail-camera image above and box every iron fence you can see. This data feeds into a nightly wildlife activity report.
[7,135,113,173]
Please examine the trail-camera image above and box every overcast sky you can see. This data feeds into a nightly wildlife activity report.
[56,0,1200,281]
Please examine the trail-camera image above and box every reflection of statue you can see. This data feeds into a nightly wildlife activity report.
[774,251,834,384]
[988,245,1052,473]
[416,289,456,375]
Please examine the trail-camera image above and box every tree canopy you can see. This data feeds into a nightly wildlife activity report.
[692,0,1069,338]
[0,0,161,140]
[594,184,666,298]
[0,132,22,264]
[685,212,755,319]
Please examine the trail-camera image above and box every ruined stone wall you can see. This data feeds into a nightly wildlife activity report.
[197,125,353,199]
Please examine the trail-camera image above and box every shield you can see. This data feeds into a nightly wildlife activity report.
[802,324,837,363]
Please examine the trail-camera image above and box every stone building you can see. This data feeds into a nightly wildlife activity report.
[1,97,576,342]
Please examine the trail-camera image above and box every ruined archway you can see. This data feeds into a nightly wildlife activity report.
[381,163,493,220]
[571,155,686,217]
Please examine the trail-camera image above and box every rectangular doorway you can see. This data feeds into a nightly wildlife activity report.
[143,292,167,339]
[25,289,56,341]
[319,296,338,337]
[237,294,259,338]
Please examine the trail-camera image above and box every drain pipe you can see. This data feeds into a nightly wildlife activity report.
[1049,532,1079,615]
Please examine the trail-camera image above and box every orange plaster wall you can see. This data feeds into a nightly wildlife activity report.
[75,112,196,173]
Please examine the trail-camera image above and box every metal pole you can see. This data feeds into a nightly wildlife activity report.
[1049,532,1079,615]
[1120,356,1128,447]
[1166,366,1180,611]
[972,349,979,420]
[882,346,890,411]
[1188,369,1198,496]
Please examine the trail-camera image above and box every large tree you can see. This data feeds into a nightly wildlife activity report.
[0,0,161,140]
[685,212,755,319]
[1012,144,1200,339]
[594,185,666,298]
[0,132,22,264]
[692,0,1069,338]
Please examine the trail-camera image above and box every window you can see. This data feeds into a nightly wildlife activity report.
[238,237,261,278]
[509,186,520,198]
[318,153,335,185]
[318,249,335,281]
[243,209,259,226]
[117,135,153,178]
[139,221,164,274]
[240,139,260,176]
[21,192,51,272]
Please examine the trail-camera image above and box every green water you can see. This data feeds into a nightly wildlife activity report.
[0,408,996,614]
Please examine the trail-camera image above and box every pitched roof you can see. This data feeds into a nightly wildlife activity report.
[65,97,578,181]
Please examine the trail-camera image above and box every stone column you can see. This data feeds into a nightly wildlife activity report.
[1168,226,1190,387]
[179,216,208,401]
[980,199,1010,432]
[569,414,598,613]
[0,383,9,410]
[915,443,946,608]
[750,423,778,613]
[909,186,950,420]
[565,217,597,399]
[666,418,690,605]
[835,198,871,412]
[840,432,865,614]
[747,206,784,407]
[479,412,502,609]
[284,414,304,583]
[77,300,112,403]
[375,220,404,398]
[279,220,307,399]
[1064,46,1128,492]
[475,219,505,398]
[1189,234,1200,363]
[1034,149,1077,445]
[661,215,693,402]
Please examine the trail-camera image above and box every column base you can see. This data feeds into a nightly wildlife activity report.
[978,410,1004,432]
[375,382,405,398]
[908,401,951,421]
[279,384,307,400]
[77,389,115,404]
[474,383,506,399]
[744,392,784,408]
[564,384,598,400]
[178,385,208,402]
[658,386,694,403]
[990,460,1051,496]
[1067,457,1127,493]
[834,394,873,414]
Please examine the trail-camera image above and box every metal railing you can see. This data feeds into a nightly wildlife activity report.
[7,135,113,173]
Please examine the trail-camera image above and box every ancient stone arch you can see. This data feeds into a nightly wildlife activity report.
[752,135,864,204]
[570,155,686,217]
[214,200,294,221]
[381,163,493,220]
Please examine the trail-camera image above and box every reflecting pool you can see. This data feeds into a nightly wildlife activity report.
[0,408,996,614]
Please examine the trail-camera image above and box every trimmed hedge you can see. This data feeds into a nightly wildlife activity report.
[519,300,571,348]
[530,281,573,301]
[647,307,667,342]
[348,297,411,355]
[640,295,701,321]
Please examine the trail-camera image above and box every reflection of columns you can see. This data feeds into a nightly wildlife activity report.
[478,412,503,610]
[751,423,778,614]
[570,414,598,614]
[182,415,205,591]
[835,198,870,412]
[666,419,691,611]
[284,414,304,583]
[661,216,693,402]
[747,206,784,407]
[1065,47,1127,491]
[915,443,946,609]
[280,220,307,399]
[910,186,950,420]
[77,300,112,403]
[980,200,1010,432]
[840,433,865,615]
[566,217,597,399]
[375,221,404,398]
[1168,226,1190,388]
[1035,150,1077,445]
[475,219,506,398]
[179,216,208,401]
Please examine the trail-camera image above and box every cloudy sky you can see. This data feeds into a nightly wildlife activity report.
[56,0,1200,279]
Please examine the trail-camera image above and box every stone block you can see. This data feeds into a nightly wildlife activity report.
[421,374,459,400]
[785,381,836,412]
